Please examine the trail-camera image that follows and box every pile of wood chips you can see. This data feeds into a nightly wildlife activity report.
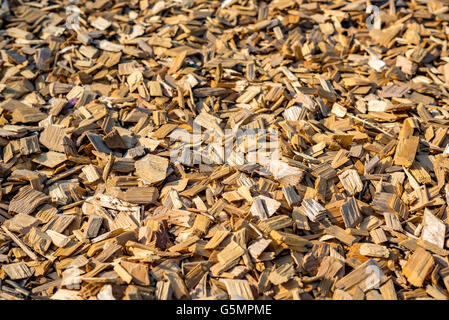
[1,0,449,300]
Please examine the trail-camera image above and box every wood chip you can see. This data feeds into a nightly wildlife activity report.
[135,154,168,185]
[403,248,435,287]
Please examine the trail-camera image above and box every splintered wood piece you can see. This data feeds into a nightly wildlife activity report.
[394,136,419,167]
[311,163,337,180]
[164,190,183,211]
[402,248,434,287]
[168,51,187,74]
[282,185,301,207]
[3,262,33,280]
[148,81,163,97]
[3,213,39,234]
[299,198,327,222]
[338,169,363,195]
[217,241,245,265]
[118,187,159,204]
[268,263,296,285]
[39,125,68,153]
[421,210,445,248]
[439,267,449,293]
[103,129,127,149]
[372,192,408,220]
[168,235,199,252]
[204,229,230,250]
[270,230,309,251]
[251,197,268,220]
[97,285,116,300]
[43,214,76,233]
[34,48,51,71]
[192,214,211,234]
[184,263,208,290]
[384,212,403,232]
[84,214,103,238]
[120,261,150,286]
[8,186,49,215]
[325,225,357,246]
[258,215,293,233]
[82,165,101,183]
[316,256,344,279]
[220,279,254,300]
[193,112,223,134]
[7,28,33,40]
[152,124,178,140]
[135,154,168,185]
[11,107,46,124]
[237,86,261,104]
[33,151,67,168]
[417,239,449,256]
[114,263,133,284]
[19,135,40,155]
[165,272,190,299]
[292,208,310,231]
[370,228,388,244]
[86,132,111,154]
[333,289,353,300]
[96,243,122,262]
[250,195,281,220]
[340,197,362,228]
[50,289,83,300]
[248,237,272,259]
[359,243,390,258]
[379,279,398,300]
[426,284,448,300]
[168,209,195,228]
[24,227,52,255]
[46,230,71,247]
[335,259,386,293]
[156,280,172,300]
[2,226,38,260]
[410,161,432,185]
